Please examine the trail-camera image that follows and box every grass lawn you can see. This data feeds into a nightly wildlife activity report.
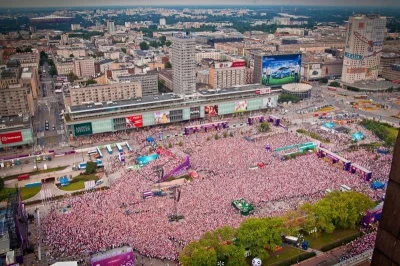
[246,246,306,266]
[59,174,98,191]
[20,186,41,201]
[303,228,359,250]
[0,188,17,201]
[386,127,399,139]
[4,166,68,181]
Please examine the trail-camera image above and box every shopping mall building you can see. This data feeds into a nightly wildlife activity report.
[65,84,280,138]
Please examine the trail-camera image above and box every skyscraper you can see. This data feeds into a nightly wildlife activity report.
[171,34,196,95]
[341,14,386,84]
[107,20,115,35]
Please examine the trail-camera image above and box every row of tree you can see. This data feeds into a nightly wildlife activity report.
[180,191,373,266]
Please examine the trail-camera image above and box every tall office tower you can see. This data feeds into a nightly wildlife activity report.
[107,20,115,35]
[341,14,386,84]
[159,18,166,26]
[171,35,196,95]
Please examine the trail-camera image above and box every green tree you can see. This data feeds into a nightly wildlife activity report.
[278,94,300,103]
[329,81,341,87]
[85,161,97,174]
[68,72,79,82]
[165,40,172,47]
[85,79,97,86]
[319,77,329,84]
[69,54,74,57]
[48,66,58,76]
[165,61,172,68]
[178,141,183,147]
[258,121,270,132]
[235,217,286,261]
[180,242,217,266]
[0,178,4,191]
[214,134,219,140]
[168,143,172,148]
[121,48,127,54]
[223,132,228,138]
[140,41,149,50]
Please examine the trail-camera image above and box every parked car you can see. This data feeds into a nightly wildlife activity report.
[271,67,292,79]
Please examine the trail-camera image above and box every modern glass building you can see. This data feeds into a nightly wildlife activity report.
[65,84,280,138]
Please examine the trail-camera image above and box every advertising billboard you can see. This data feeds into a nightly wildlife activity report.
[74,122,93,136]
[235,101,248,112]
[154,111,170,124]
[262,54,302,87]
[204,105,218,116]
[126,115,143,128]
[0,132,23,144]
[214,61,246,69]
[255,87,271,95]
[263,97,276,108]
[90,251,134,266]
[309,69,322,79]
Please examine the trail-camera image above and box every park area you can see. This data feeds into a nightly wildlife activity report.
[0,186,41,201]
[304,228,360,251]
[59,174,99,191]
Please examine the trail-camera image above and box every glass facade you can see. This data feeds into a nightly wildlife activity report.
[93,119,113,134]
[0,128,34,149]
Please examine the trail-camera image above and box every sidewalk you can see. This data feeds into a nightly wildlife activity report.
[298,246,347,266]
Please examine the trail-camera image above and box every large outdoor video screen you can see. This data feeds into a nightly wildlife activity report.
[262,54,302,87]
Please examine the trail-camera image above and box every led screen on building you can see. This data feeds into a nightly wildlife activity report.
[126,115,143,128]
[204,105,218,116]
[262,54,302,86]
[154,111,170,124]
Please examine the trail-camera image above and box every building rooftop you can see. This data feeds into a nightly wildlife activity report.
[69,93,183,113]
[0,114,31,129]
[198,84,271,96]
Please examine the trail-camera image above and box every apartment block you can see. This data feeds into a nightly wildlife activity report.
[208,61,246,89]
[69,81,142,106]
[74,58,95,78]
[117,73,158,96]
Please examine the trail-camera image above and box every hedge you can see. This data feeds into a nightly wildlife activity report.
[270,251,316,266]
[320,232,361,252]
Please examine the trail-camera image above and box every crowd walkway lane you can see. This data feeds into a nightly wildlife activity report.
[297,246,348,266]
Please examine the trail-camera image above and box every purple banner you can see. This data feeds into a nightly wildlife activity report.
[90,251,134,266]
[162,156,190,181]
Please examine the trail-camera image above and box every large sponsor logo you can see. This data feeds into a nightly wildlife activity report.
[344,52,363,60]
[0,132,23,144]
[154,111,170,124]
[261,54,302,87]
[215,61,246,69]
[74,122,93,136]
[126,115,143,128]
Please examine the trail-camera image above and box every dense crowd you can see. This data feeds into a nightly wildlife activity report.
[41,121,392,263]
[342,229,377,260]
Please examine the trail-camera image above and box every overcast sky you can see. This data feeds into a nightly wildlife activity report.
[1,0,399,8]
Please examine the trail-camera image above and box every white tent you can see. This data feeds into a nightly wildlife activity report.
[51,262,78,266]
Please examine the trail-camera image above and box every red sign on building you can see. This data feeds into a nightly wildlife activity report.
[126,115,143,128]
[231,61,246,68]
[0,132,23,144]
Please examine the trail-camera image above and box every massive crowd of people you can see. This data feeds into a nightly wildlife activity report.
[40,119,393,263]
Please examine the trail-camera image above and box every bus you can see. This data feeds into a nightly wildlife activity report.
[96,147,103,159]
[116,143,123,153]
[126,143,133,152]
[340,185,352,192]
[78,162,87,170]
[106,145,113,154]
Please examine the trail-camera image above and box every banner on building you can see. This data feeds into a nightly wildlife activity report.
[309,69,322,78]
[74,122,93,136]
[255,87,271,95]
[0,132,23,144]
[126,115,143,128]
[235,101,248,112]
[154,111,170,124]
[214,61,246,69]
[204,105,218,116]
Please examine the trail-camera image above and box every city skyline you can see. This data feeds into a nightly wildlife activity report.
[1,0,400,8]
